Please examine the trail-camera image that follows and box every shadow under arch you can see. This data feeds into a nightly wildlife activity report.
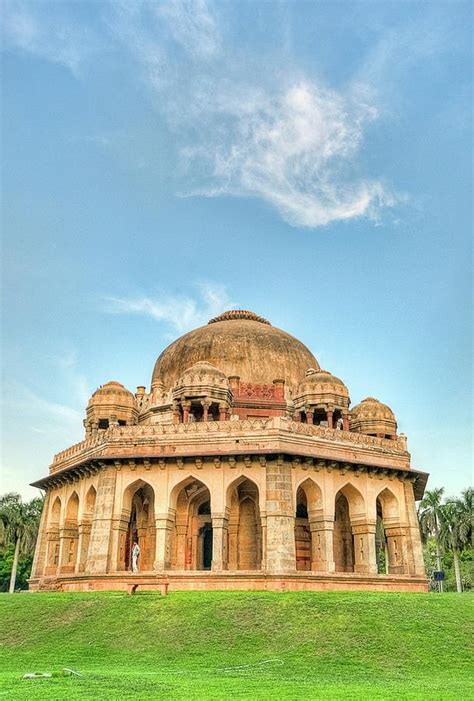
[78,485,97,573]
[118,479,156,572]
[294,477,323,571]
[170,477,212,571]
[226,475,262,571]
[61,491,80,573]
[45,495,62,574]
[376,487,404,574]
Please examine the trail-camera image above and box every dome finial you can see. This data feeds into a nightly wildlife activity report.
[208,310,271,325]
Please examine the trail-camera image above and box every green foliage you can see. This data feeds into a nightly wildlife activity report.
[0,493,44,591]
[0,591,472,700]
[0,545,34,592]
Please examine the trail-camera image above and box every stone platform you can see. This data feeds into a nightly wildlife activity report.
[29,571,428,594]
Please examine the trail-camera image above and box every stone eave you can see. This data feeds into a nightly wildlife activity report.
[31,449,428,500]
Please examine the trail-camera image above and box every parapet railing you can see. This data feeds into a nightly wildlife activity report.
[50,417,408,473]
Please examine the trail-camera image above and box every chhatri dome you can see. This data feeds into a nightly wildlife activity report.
[30,310,428,594]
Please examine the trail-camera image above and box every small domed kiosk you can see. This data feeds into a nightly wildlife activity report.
[30,311,428,593]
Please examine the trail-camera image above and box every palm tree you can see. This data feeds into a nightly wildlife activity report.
[0,493,43,593]
[439,499,469,593]
[418,487,445,592]
[458,487,473,548]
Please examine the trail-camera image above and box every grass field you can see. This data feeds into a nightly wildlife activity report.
[0,590,473,700]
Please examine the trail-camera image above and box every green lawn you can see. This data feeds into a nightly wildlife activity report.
[0,591,472,700]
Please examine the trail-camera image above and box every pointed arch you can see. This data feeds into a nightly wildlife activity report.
[376,487,399,521]
[84,485,97,518]
[169,477,212,571]
[337,481,366,520]
[294,478,323,571]
[50,495,62,524]
[117,479,156,572]
[45,495,62,574]
[65,491,79,524]
[226,476,262,571]
[61,491,80,572]
[295,477,323,514]
[333,484,363,573]
[376,487,404,574]
[78,485,97,573]
[169,475,212,512]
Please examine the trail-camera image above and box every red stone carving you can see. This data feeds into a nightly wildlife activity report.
[238,383,275,399]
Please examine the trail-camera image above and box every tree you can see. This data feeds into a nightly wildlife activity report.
[439,500,468,593]
[458,487,473,548]
[418,487,445,592]
[0,493,43,593]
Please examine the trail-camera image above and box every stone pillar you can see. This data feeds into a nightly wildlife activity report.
[77,521,92,573]
[227,519,239,570]
[182,401,191,425]
[86,467,117,574]
[108,514,129,572]
[30,491,51,579]
[201,400,211,422]
[351,522,378,574]
[272,379,285,400]
[211,513,228,571]
[402,480,426,575]
[175,524,187,569]
[385,526,409,574]
[265,458,296,572]
[172,402,180,425]
[45,528,60,576]
[59,525,79,573]
[326,409,334,429]
[260,514,267,572]
[154,514,174,571]
[306,409,314,425]
[310,517,335,572]
[219,404,227,421]
[343,413,349,432]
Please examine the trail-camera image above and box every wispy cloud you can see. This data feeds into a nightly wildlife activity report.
[105,282,233,333]
[3,380,82,424]
[1,1,97,76]
[181,80,395,227]
[2,1,451,228]
[109,1,395,228]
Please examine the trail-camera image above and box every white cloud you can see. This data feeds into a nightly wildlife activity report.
[1,1,97,76]
[3,381,82,424]
[105,283,233,333]
[157,0,221,60]
[2,1,413,228]
[181,80,395,227]
[109,2,396,228]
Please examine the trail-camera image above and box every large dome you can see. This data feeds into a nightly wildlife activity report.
[152,310,319,391]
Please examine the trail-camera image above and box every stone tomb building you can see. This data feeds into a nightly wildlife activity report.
[30,311,428,592]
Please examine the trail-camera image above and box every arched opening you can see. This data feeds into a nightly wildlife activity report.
[227,478,262,571]
[376,488,403,574]
[295,487,311,570]
[61,492,79,573]
[170,479,212,570]
[118,481,155,573]
[294,478,324,571]
[46,496,61,574]
[79,486,96,572]
[334,492,354,572]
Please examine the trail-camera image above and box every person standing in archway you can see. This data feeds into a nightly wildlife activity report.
[132,541,140,573]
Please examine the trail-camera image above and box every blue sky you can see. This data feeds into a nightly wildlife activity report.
[1,0,472,499]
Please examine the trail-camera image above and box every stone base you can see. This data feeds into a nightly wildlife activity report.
[29,571,428,593]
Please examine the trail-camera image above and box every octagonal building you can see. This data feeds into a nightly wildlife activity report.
[30,311,428,593]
